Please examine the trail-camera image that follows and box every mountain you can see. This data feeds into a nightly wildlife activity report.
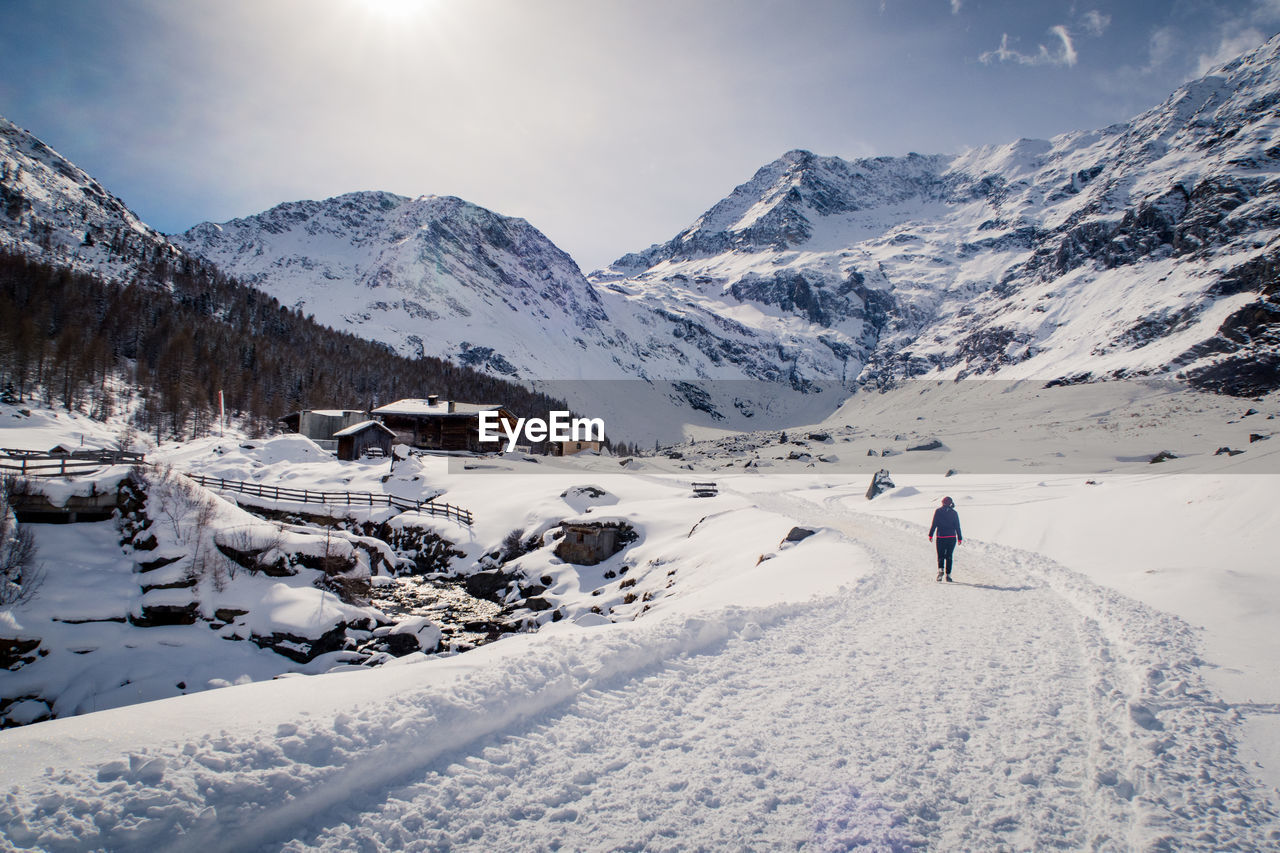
[174,193,860,436]
[0,119,571,442]
[0,116,181,279]
[595,34,1280,395]
[175,35,1280,401]
[176,193,635,380]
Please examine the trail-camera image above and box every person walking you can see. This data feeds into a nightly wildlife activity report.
[928,496,962,582]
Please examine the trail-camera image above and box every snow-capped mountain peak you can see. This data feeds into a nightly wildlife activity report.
[177,191,616,379]
[0,116,180,277]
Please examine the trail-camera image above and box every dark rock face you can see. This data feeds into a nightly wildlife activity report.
[0,637,41,671]
[729,272,861,327]
[129,603,201,628]
[465,570,517,601]
[782,527,816,544]
[251,624,347,664]
[137,555,183,573]
[1183,250,1280,395]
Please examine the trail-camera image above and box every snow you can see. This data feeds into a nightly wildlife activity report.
[372,399,497,417]
[2,381,1279,849]
[4,35,1280,841]
[331,420,392,438]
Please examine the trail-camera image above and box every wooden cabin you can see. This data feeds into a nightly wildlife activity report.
[334,420,396,461]
[371,396,517,452]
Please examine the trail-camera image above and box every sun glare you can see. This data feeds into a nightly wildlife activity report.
[357,0,433,23]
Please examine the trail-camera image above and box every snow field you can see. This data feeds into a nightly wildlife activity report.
[5,485,1277,849]
[4,384,1280,849]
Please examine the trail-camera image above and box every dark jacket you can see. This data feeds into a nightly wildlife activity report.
[929,506,962,540]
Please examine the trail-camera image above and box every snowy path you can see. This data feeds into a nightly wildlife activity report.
[4,492,1277,851]
[273,492,1277,851]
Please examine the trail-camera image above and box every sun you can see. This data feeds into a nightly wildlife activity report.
[355,0,435,23]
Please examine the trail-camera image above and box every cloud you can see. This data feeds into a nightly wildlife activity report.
[980,25,1077,67]
[950,0,962,14]
[1193,27,1266,76]
[1080,10,1110,37]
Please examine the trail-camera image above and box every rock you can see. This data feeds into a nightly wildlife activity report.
[1215,446,1245,456]
[560,485,619,512]
[1149,450,1178,464]
[907,439,944,452]
[1249,433,1270,443]
[214,608,248,624]
[782,527,816,544]
[251,624,347,663]
[129,603,200,627]
[0,637,41,671]
[524,596,553,612]
[380,632,421,656]
[866,449,878,457]
[945,469,958,477]
[866,469,895,500]
[137,554,183,573]
[806,432,831,442]
[2,698,51,726]
[465,570,515,600]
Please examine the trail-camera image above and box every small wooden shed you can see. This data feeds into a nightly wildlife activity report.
[334,420,396,461]
[552,440,603,457]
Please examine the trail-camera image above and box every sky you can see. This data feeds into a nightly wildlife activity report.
[1,0,1278,272]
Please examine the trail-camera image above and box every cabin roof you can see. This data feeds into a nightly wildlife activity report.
[333,420,397,437]
[371,399,501,417]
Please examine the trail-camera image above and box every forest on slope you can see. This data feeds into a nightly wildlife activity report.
[0,250,571,443]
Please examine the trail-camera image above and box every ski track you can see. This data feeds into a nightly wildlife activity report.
[4,494,1278,851]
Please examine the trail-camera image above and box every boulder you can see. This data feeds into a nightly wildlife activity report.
[465,570,515,600]
[129,603,200,628]
[866,469,895,500]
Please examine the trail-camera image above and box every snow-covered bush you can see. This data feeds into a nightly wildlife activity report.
[142,465,229,591]
[0,476,42,606]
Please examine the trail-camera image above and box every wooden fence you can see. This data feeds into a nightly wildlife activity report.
[0,449,474,527]
[184,474,473,527]
[0,448,146,478]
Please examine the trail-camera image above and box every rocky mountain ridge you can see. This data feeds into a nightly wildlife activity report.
[0,116,181,280]
[598,34,1280,394]
[4,33,1278,413]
